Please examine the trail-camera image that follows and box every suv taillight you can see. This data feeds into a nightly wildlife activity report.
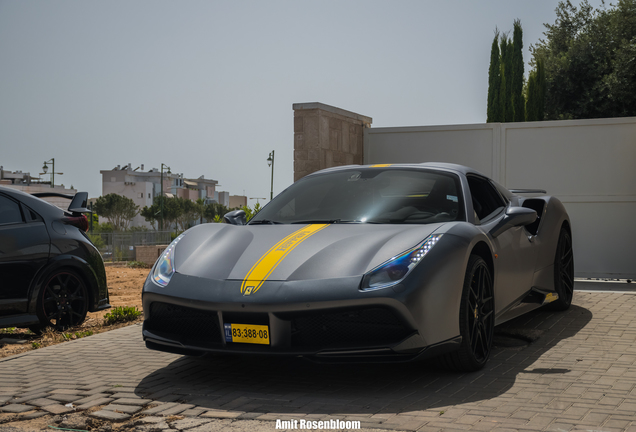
[63,215,89,232]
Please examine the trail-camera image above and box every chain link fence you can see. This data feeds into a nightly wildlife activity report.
[88,231,173,262]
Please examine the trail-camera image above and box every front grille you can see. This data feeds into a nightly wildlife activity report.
[290,308,411,349]
[145,302,222,346]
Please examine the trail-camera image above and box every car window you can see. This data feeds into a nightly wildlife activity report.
[467,176,506,223]
[252,168,464,225]
[0,195,24,225]
[21,203,43,222]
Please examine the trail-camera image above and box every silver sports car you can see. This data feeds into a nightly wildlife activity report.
[142,163,573,371]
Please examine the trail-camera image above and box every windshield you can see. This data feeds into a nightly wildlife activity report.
[251,168,465,225]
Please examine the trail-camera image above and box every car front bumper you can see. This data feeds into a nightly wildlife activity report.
[142,273,461,362]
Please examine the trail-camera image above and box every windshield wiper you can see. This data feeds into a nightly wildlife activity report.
[248,219,283,225]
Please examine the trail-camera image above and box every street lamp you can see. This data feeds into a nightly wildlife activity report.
[267,150,275,201]
[160,163,171,231]
[42,158,63,188]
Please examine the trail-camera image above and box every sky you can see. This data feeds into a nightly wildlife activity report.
[0,0,605,202]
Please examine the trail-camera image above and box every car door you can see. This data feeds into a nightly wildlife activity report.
[0,193,50,315]
[467,176,538,315]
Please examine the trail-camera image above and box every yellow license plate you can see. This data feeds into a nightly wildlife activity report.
[223,323,270,345]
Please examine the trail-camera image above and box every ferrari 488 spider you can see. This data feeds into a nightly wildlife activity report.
[142,163,573,371]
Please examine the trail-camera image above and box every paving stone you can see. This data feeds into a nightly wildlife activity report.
[134,423,170,431]
[142,402,178,415]
[103,404,143,414]
[135,416,167,424]
[170,418,212,429]
[41,404,74,415]
[0,387,23,394]
[0,404,35,413]
[200,410,243,419]
[155,394,181,403]
[181,407,208,417]
[19,411,48,420]
[89,409,131,421]
[158,403,195,416]
[11,392,49,403]
[234,412,263,420]
[113,397,153,406]
[49,388,82,395]
[105,387,137,394]
[77,385,115,396]
[144,388,176,400]
[74,393,112,405]
[0,395,12,404]
[109,392,143,399]
[47,394,83,403]
[76,397,113,410]
[26,398,60,407]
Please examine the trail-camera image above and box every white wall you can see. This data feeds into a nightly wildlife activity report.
[365,117,636,279]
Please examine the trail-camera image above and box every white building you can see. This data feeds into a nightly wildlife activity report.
[0,167,77,210]
[100,163,247,228]
[100,163,220,228]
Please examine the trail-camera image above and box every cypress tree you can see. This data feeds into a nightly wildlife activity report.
[487,31,502,122]
[512,20,525,122]
[536,58,545,121]
[499,36,509,122]
[526,70,538,121]
[504,38,514,122]
[526,58,546,121]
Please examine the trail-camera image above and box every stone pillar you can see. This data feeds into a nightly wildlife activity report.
[293,102,372,182]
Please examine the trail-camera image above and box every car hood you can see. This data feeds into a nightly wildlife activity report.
[174,223,444,282]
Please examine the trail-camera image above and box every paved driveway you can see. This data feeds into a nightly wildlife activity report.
[1,289,636,431]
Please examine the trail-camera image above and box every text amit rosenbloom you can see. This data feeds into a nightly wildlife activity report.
[275,419,361,430]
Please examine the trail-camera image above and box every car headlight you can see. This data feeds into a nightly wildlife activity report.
[151,233,186,287]
[361,234,442,291]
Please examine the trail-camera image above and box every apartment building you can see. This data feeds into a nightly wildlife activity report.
[100,163,245,228]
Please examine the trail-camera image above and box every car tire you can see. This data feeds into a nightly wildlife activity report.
[440,255,494,372]
[33,269,89,331]
[545,227,574,311]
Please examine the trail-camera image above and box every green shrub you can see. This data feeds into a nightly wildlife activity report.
[62,330,94,340]
[88,233,105,249]
[104,306,142,325]
[127,261,150,269]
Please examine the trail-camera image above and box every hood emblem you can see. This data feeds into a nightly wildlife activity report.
[240,224,330,295]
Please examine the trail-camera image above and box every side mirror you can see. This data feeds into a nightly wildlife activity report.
[223,210,247,226]
[489,206,537,238]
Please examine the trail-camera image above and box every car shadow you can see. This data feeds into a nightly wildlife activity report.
[135,304,592,414]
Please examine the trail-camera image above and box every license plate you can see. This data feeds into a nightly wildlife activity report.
[224,323,270,345]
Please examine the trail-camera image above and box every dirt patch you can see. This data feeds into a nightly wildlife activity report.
[0,265,149,359]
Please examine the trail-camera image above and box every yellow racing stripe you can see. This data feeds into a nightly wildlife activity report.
[241,224,330,295]
[370,164,392,167]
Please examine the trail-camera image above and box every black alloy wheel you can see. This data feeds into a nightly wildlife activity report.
[440,255,494,372]
[35,270,89,331]
[546,227,574,311]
